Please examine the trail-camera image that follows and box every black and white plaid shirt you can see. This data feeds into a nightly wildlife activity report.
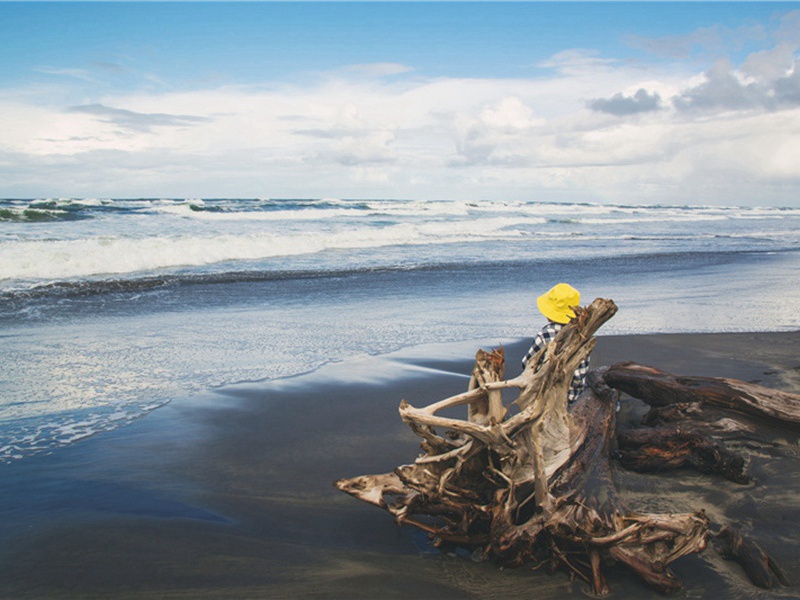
[522,321,591,402]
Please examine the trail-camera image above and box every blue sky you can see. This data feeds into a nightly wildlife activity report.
[1,2,799,205]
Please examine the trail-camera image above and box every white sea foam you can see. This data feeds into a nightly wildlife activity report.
[0,216,541,282]
[30,197,111,207]
[153,201,367,222]
[577,214,729,225]
[0,404,166,462]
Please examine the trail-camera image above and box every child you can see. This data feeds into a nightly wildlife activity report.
[522,283,590,402]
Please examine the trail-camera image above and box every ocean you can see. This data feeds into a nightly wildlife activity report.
[2,197,799,463]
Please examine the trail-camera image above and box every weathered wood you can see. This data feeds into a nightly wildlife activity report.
[602,362,800,429]
[640,402,757,435]
[468,348,506,425]
[715,527,789,589]
[600,361,800,485]
[616,425,750,484]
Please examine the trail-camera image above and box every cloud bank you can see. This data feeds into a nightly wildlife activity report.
[1,10,799,206]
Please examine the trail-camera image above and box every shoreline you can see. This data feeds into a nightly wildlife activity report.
[1,331,799,599]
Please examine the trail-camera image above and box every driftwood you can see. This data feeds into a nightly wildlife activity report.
[604,362,800,484]
[603,362,800,429]
[715,526,789,589]
[599,361,799,591]
[335,299,797,595]
[616,425,751,484]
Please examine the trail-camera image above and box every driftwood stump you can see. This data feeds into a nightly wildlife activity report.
[335,299,796,595]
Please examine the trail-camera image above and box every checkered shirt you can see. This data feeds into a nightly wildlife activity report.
[522,321,591,402]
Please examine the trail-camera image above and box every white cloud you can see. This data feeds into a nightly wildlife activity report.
[447,96,545,167]
[2,17,800,206]
[537,49,618,77]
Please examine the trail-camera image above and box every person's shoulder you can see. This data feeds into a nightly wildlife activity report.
[540,321,561,334]
[535,321,560,342]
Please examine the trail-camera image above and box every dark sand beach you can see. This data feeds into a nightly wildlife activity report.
[1,332,799,599]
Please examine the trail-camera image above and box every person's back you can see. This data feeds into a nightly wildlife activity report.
[522,283,590,401]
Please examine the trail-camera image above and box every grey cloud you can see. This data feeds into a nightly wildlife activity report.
[776,68,800,104]
[674,59,800,112]
[627,27,722,59]
[39,136,105,143]
[674,61,763,111]
[635,10,800,114]
[626,22,766,59]
[588,89,662,116]
[776,10,800,45]
[741,44,796,82]
[68,104,212,132]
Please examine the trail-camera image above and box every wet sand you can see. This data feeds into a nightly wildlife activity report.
[1,332,799,599]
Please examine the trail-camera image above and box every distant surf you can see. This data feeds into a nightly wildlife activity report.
[2,198,798,289]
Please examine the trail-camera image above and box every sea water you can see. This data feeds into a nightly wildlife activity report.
[2,198,799,461]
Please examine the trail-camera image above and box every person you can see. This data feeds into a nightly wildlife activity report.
[522,283,590,402]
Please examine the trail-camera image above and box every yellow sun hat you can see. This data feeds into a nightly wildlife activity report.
[537,283,581,324]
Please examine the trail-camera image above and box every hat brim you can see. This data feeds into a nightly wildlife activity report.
[537,294,576,324]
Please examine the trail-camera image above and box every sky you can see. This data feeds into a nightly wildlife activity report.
[1,2,799,206]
